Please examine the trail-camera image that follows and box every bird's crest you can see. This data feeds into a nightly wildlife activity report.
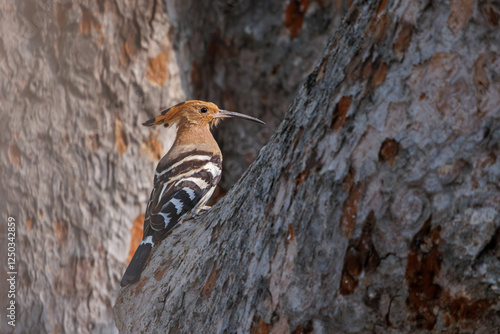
[142,100,265,129]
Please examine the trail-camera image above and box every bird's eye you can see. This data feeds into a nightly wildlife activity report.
[200,107,208,113]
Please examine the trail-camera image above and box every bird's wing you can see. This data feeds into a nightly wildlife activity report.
[143,152,222,242]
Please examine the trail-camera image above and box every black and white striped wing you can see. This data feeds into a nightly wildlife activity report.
[145,152,222,242]
[120,151,222,287]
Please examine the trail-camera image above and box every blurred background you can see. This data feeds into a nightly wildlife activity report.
[0,0,348,332]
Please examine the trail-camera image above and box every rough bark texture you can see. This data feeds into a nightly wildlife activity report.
[114,0,500,333]
[0,0,344,333]
[1,1,186,333]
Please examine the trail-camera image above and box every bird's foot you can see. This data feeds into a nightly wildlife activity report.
[183,206,212,222]
[197,205,212,212]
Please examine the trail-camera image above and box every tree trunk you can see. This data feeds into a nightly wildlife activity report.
[114,0,500,333]
[1,1,186,332]
[0,0,344,333]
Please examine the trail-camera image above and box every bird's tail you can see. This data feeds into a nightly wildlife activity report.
[120,242,153,287]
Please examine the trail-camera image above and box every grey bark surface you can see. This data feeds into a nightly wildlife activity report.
[0,0,344,333]
[114,0,500,333]
[1,1,186,333]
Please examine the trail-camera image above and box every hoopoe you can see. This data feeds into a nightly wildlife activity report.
[120,100,265,287]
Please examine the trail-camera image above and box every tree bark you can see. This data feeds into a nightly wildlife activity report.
[1,1,186,332]
[0,0,344,333]
[114,0,500,333]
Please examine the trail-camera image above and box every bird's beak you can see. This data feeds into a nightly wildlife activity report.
[214,109,265,125]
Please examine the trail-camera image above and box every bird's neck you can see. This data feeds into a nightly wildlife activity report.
[175,122,214,144]
[164,122,221,161]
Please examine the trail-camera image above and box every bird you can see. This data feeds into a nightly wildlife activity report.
[120,100,265,287]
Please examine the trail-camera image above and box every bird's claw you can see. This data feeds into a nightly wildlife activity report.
[183,206,212,222]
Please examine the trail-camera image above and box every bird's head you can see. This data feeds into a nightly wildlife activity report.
[142,100,265,129]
